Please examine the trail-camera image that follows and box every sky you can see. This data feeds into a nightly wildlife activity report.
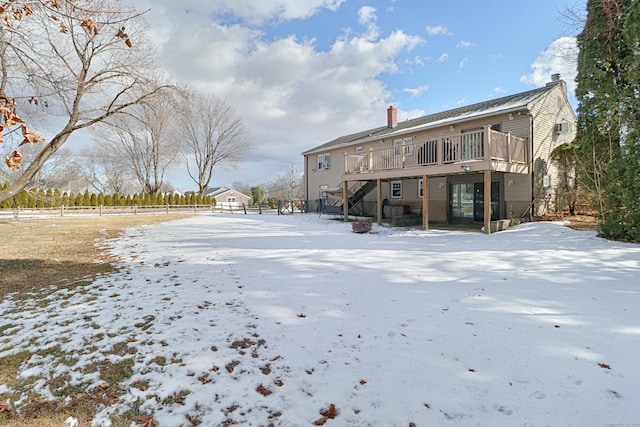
[2,213,639,426]
[128,0,585,191]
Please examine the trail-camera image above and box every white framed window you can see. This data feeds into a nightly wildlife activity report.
[403,137,413,155]
[227,197,236,203]
[393,139,402,156]
[355,146,364,153]
[393,138,413,156]
[317,153,331,170]
[391,180,402,198]
[418,179,423,198]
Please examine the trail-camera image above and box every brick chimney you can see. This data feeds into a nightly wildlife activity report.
[387,105,397,128]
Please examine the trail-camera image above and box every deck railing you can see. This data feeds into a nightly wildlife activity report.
[345,126,527,175]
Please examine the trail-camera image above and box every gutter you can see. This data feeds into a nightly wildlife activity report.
[302,105,533,156]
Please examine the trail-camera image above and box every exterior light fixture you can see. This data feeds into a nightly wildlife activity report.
[461,164,471,172]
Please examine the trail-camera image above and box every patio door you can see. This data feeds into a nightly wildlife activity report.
[450,183,475,222]
[473,182,500,222]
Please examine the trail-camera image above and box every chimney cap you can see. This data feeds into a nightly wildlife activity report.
[551,73,561,81]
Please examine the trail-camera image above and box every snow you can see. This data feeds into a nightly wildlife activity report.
[1,213,640,426]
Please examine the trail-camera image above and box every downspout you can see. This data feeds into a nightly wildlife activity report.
[529,113,534,220]
[304,155,309,210]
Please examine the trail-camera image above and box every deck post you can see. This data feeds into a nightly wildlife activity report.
[376,178,382,225]
[342,180,349,221]
[422,175,429,231]
[369,147,374,172]
[484,125,491,160]
[484,170,491,234]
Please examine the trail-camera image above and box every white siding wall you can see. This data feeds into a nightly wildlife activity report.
[528,83,577,215]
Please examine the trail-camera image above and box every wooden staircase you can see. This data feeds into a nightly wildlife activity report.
[323,180,376,215]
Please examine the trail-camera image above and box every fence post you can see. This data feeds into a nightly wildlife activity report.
[242,203,247,214]
[99,205,103,216]
[134,205,137,215]
[258,203,262,214]
[166,204,169,214]
[60,204,64,217]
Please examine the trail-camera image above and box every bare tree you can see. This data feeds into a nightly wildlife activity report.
[178,91,252,194]
[79,145,135,194]
[266,167,303,201]
[96,87,180,194]
[30,148,84,190]
[0,0,169,203]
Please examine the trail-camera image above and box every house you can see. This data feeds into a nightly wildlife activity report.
[302,74,577,232]
[203,187,251,207]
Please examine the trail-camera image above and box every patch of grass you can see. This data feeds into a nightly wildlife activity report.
[162,389,191,405]
[0,323,19,335]
[0,350,32,388]
[0,213,192,426]
[0,214,192,300]
[90,358,135,385]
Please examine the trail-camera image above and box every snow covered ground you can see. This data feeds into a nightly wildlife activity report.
[2,213,640,426]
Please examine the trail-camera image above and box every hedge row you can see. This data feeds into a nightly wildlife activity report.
[0,184,212,209]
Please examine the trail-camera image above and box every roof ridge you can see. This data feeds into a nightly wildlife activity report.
[303,84,556,155]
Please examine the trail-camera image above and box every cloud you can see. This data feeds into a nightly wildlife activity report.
[136,0,423,187]
[402,85,430,98]
[520,36,578,96]
[357,6,379,39]
[426,25,452,36]
[492,86,507,96]
[358,6,377,25]
[436,53,449,63]
[160,0,346,25]
[456,40,475,49]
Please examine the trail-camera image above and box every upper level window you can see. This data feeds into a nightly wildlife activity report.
[317,153,331,170]
[227,197,236,203]
[355,146,364,153]
[393,137,413,155]
[393,139,402,156]
[403,137,413,155]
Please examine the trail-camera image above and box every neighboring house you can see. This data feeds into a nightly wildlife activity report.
[302,74,577,232]
[203,187,251,207]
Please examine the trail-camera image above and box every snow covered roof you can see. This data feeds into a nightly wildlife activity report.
[303,83,558,156]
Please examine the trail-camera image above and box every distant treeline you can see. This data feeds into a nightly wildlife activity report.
[0,184,212,209]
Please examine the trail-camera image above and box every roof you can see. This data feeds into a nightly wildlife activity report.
[302,82,562,156]
[203,187,229,197]
[204,187,251,200]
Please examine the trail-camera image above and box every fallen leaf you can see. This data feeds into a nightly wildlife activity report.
[256,384,272,396]
[598,363,611,369]
[321,403,337,419]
